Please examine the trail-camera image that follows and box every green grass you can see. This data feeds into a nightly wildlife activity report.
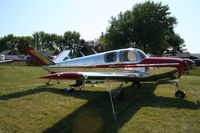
[0,64,200,133]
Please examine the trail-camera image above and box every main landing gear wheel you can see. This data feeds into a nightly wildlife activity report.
[132,82,141,89]
[175,90,186,98]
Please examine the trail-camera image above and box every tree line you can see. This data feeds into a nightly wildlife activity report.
[0,1,186,56]
[100,1,186,55]
[0,31,88,56]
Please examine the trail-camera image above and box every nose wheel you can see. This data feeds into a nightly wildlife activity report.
[175,90,186,98]
[174,82,186,98]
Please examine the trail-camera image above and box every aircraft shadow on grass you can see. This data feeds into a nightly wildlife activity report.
[0,83,199,133]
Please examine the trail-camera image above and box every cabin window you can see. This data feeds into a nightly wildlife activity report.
[120,50,137,62]
[105,52,117,62]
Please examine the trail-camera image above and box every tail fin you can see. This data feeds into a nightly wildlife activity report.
[53,50,70,63]
[24,48,55,65]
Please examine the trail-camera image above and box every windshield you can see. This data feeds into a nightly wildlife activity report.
[134,49,148,59]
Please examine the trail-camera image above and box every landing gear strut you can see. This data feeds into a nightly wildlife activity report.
[132,82,141,89]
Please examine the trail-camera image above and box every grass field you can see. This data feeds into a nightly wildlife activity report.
[0,64,200,133]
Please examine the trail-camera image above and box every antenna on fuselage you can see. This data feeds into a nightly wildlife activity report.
[80,51,85,57]
[92,48,97,54]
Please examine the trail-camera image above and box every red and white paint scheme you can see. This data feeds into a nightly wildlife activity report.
[24,48,194,98]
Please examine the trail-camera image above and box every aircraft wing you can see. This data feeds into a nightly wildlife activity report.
[0,60,12,63]
[40,71,151,81]
[40,70,177,82]
[81,72,150,81]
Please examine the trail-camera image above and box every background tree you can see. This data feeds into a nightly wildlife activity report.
[0,37,9,52]
[54,35,65,51]
[63,31,83,56]
[166,33,185,55]
[98,32,107,49]
[17,36,34,54]
[104,1,185,55]
[0,30,85,57]
[0,34,19,51]
[0,35,34,54]
[44,33,62,51]
[32,31,48,50]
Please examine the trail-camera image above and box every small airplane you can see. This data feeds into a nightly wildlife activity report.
[0,55,12,63]
[24,47,194,99]
[0,60,12,63]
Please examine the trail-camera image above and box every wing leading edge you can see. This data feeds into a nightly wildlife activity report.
[40,70,177,82]
[40,72,150,81]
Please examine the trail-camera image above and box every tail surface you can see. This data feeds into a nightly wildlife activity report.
[24,48,55,65]
[53,50,70,63]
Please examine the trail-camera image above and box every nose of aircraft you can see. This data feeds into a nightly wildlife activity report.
[183,59,195,68]
[182,59,195,75]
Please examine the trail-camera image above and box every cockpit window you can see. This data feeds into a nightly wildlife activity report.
[135,50,147,59]
[105,52,117,62]
[120,50,137,62]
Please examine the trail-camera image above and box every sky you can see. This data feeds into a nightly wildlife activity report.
[0,0,200,53]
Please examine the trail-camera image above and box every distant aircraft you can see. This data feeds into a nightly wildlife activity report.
[0,59,13,63]
[25,48,194,99]
[0,55,12,63]
[0,60,12,63]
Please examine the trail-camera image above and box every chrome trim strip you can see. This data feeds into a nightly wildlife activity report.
[136,63,179,67]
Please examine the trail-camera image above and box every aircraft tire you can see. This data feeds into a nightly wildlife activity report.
[175,90,186,98]
[132,82,141,89]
